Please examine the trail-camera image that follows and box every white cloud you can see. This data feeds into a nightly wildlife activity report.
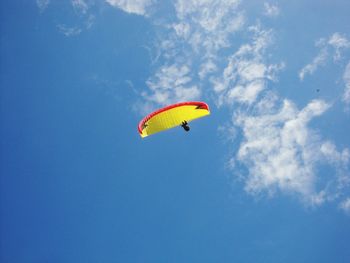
[233,97,349,205]
[55,1,95,36]
[211,25,284,106]
[342,61,350,105]
[299,48,328,81]
[320,141,350,166]
[144,64,200,105]
[263,3,280,17]
[85,14,95,29]
[172,0,245,71]
[339,198,350,214]
[36,0,50,12]
[239,62,266,82]
[40,1,95,36]
[199,60,218,80]
[173,23,191,39]
[57,24,82,37]
[328,33,350,61]
[140,0,245,110]
[299,33,350,80]
[175,0,241,34]
[105,0,154,16]
[228,80,265,105]
[72,0,89,14]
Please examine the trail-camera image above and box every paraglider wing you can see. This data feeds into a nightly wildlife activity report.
[138,101,210,138]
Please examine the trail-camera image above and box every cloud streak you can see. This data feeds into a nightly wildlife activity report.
[299,33,350,80]
[263,2,280,17]
[137,0,245,110]
[105,0,155,16]
[55,1,95,37]
[144,64,200,105]
[36,0,50,12]
[343,62,350,106]
[173,0,244,61]
[299,48,328,81]
[328,33,350,61]
[57,24,82,37]
[211,25,284,106]
[339,198,350,214]
[72,0,89,14]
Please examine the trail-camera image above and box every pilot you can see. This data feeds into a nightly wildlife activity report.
[181,121,190,132]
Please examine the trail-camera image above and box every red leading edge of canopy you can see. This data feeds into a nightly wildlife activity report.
[137,101,210,134]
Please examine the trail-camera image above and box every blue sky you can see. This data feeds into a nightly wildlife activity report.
[1,0,350,262]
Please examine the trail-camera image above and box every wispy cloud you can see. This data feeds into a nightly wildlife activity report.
[72,0,89,14]
[36,0,50,12]
[137,0,245,112]
[299,33,350,80]
[263,2,280,17]
[85,14,95,29]
[57,24,82,37]
[144,64,200,105]
[342,62,350,106]
[55,1,95,37]
[173,0,244,58]
[339,198,350,214]
[211,25,284,106]
[105,0,155,16]
[299,48,328,81]
[328,33,350,61]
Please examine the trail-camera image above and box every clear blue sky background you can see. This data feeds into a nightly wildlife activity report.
[1,1,350,262]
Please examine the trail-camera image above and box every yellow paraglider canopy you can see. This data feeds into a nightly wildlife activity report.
[138,101,210,138]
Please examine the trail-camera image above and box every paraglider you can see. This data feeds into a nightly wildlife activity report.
[138,101,210,138]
